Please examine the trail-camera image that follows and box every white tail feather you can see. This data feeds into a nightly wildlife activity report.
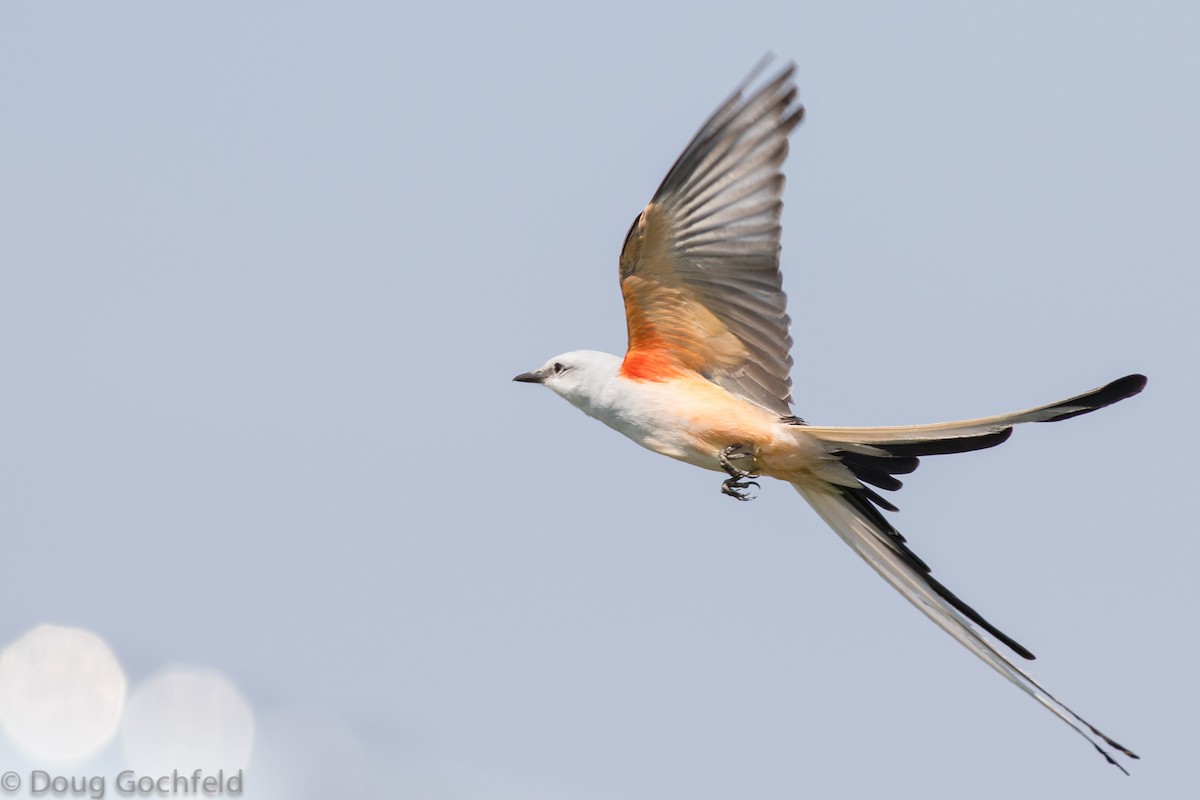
[793,482,1138,772]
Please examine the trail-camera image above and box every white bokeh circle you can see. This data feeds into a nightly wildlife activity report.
[121,665,254,774]
[0,624,127,764]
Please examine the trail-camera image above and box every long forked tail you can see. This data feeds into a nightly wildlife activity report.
[798,374,1147,453]
[789,374,1146,771]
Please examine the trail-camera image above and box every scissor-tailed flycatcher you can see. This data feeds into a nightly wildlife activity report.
[514,61,1144,772]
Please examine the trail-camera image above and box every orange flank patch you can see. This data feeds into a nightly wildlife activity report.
[620,278,691,381]
[620,274,704,382]
[619,268,748,382]
[619,344,688,381]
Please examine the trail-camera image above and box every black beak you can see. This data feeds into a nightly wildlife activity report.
[513,371,544,384]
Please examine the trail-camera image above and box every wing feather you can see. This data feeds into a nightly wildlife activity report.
[618,62,803,414]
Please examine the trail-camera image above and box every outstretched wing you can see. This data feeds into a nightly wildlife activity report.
[618,62,803,415]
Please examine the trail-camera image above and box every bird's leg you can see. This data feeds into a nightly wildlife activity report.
[718,443,758,478]
[718,444,760,501]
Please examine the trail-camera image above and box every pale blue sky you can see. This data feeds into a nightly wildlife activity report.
[1,1,1197,797]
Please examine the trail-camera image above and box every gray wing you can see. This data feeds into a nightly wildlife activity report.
[618,62,803,415]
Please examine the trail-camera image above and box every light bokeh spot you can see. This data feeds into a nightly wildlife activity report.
[122,665,255,774]
[0,624,127,764]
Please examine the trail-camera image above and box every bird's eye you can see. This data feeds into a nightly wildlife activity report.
[552,362,566,375]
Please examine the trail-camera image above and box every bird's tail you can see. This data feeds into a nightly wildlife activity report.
[788,371,1147,521]
[797,373,1146,455]
[785,374,1146,771]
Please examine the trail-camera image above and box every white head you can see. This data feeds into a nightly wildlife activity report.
[513,350,623,417]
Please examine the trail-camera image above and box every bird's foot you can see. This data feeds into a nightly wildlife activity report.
[721,476,760,501]
[719,444,760,501]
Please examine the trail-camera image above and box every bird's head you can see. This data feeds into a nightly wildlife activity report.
[513,350,623,414]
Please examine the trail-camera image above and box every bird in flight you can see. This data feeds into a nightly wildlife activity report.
[514,60,1144,772]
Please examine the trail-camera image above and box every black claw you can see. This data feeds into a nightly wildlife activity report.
[719,444,762,499]
[721,478,760,501]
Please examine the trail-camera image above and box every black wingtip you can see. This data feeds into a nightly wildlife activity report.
[1086,374,1148,408]
[1123,373,1149,393]
[875,427,1014,458]
[1094,742,1132,775]
[1085,721,1140,761]
[1039,374,1148,422]
[922,572,1037,660]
